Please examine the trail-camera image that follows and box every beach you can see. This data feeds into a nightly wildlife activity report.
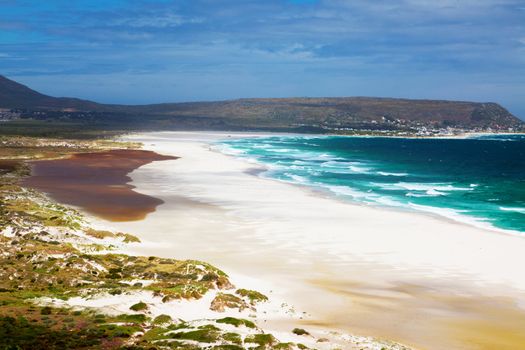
[77,131,525,349]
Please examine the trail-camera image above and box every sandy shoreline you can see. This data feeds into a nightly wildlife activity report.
[92,131,525,350]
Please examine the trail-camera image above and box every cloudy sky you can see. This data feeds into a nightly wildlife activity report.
[1,0,524,118]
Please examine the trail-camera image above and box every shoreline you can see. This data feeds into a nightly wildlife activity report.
[211,131,524,237]
[94,131,525,349]
[166,130,523,237]
[225,152,524,239]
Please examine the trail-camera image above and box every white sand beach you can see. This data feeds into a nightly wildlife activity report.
[93,131,525,350]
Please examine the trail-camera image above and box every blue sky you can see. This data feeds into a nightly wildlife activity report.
[1,0,524,118]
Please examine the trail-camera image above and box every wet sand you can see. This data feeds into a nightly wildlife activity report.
[306,277,525,350]
[23,149,177,221]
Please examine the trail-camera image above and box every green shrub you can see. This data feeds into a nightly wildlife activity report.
[216,317,256,329]
[170,329,220,343]
[153,314,172,325]
[40,306,52,315]
[244,333,277,347]
[292,328,309,336]
[0,315,109,349]
[129,301,148,312]
[235,289,268,304]
[222,332,242,345]
[115,314,148,323]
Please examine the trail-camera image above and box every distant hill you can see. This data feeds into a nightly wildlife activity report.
[0,75,102,111]
[0,75,523,134]
[121,97,522,130]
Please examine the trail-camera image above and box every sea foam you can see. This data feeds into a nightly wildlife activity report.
[500,207,525,214]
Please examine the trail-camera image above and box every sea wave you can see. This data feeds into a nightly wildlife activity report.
[374,196,406,207]
[405,190,445,197]
[325,185,406,208]
[377,171,408,177]
[426,189,447,196]
[251,144,274,149]
[375,182,473,192]
[348,165,371,173]
[320,160,372,174]
[325,185,375,200]
[500,207,525,214]
[406,202,522,235]
[212,144,246,156]
[468,134,525,142]
[471,137,521,142]
[285,151,340,162]
[284,173,309,184]
[406,192,428,197]
[271,148,296,153]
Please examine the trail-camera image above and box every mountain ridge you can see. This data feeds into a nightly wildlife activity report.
[0,75,103,111]
[0,75,523,133]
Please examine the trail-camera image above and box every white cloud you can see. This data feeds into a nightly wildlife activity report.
[113,13,204,28]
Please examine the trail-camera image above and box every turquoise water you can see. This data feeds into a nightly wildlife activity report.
[217,134,525,234]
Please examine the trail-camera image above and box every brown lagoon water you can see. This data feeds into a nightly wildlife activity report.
[23,149,176,221]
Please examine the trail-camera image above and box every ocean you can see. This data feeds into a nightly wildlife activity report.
[217,134,525,234]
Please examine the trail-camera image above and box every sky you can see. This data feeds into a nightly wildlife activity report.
[0,0,524,118]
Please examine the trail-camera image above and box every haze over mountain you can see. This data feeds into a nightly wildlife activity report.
[0,75,523,133]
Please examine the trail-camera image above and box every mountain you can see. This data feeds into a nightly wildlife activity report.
[0,75,101,111]
[0,75,523,133]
